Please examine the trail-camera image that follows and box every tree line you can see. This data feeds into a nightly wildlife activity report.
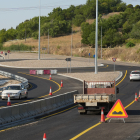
[81,4,140,47]
[0,0,140,48]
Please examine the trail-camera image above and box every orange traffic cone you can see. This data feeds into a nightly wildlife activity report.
[49,74,52,80]
[135,93,138,101]
[49,86,52,95]
[61,80,63,87]
[139,90,140,98]
[43,133,47,140]
[7,94,11,106]
[100,107,105,122]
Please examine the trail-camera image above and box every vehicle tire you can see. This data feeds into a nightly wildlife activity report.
[19,94,22,100]
[25,92,28,99]
[80,112,84,115]
[80,111,87,115]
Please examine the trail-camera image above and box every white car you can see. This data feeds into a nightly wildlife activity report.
[130,70,140,81]
[1,84,28,100]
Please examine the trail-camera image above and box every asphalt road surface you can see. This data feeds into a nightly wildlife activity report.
[0,64,140,140]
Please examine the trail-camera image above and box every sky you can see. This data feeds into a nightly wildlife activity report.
[0,0,139,31]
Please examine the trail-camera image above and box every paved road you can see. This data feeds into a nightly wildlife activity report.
[0,66,83,107]
[1,63,140,140]
[0,63,119,107]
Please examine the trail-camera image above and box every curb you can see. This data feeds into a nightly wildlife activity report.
[115,71,123,82]
[0,63,104,69]
[58,71,123,83]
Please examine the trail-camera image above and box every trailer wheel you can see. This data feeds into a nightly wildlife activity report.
[80,111,87,115]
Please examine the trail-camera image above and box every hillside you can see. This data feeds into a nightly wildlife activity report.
[3,12,121,49]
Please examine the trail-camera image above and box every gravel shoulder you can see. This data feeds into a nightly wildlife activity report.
[0,52,122,82]
[59,71,121,81]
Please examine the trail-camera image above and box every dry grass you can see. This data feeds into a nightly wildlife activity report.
[102,12,121,19]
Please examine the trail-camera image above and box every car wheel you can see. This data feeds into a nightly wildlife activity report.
[19,94,22,100]
[25,92,28,99]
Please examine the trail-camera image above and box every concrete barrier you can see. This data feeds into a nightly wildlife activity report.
[44,70,50,75]
[50,69,57,74]
[37,70,44,75]
[0,90,78,124]
[29,70,36,75]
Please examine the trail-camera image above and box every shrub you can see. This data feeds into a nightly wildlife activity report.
[0,44,34,51]
[126,42,135,48]
[57,45,61,49]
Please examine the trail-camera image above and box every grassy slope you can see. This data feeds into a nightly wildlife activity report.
[3,12,140,63]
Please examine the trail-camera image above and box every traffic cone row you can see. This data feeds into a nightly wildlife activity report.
[49,74,52,80]
[7,94,11,106]
[135,93,138,101]
[43,133,47,140]
[61,80,63,87]
[49,86,52,95]
[100,107,105,122]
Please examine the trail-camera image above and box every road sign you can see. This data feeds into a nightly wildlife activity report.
[89,53,90,56]
[112,58,116,62]
[107,99,128,118]
[65,58,71,61]
[7,50,10,53]
[42,48,46,50]
[93,54,95,58]
[5,53,7,55]
[1,51,3,54]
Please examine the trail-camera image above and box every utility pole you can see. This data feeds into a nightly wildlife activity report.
[71,22,73,57]
[48,29,49,54]
[25,25,26,42]
[95,0,98,74]
[101,16,102,59]
[38,0,41,60]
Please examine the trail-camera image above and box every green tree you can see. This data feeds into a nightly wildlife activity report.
[0,29,7,43]
[73,14,86,26]
[130,21,140,39]
[48,7,65,21]
[81,22,92,44]
[127,4,133,9]
[103,28,117,47]
[6,28,17,41]
[135,5,140,10]
[122,21,132,34]
[117,2,127,12]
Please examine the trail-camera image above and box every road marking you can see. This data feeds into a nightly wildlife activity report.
[116,70,127,86]
[10,72,61,105]
[70,70,132,140]
[0,70,131,134]
[28,83,32,90]
[0,105,78,133]
[100,65,109,68]
[40,105,78,119]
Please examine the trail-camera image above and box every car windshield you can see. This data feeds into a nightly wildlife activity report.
[131,72,140,74]
[5,86,21,90]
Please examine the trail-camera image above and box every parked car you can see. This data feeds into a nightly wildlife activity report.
[1,84,28,100]
[130,70,140,81]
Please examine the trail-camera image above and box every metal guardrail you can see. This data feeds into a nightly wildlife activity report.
[0,70,28,88]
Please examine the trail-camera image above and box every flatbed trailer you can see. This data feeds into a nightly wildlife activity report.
[74,80,119,114]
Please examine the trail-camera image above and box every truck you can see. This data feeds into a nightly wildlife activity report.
[74,80,119,114]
